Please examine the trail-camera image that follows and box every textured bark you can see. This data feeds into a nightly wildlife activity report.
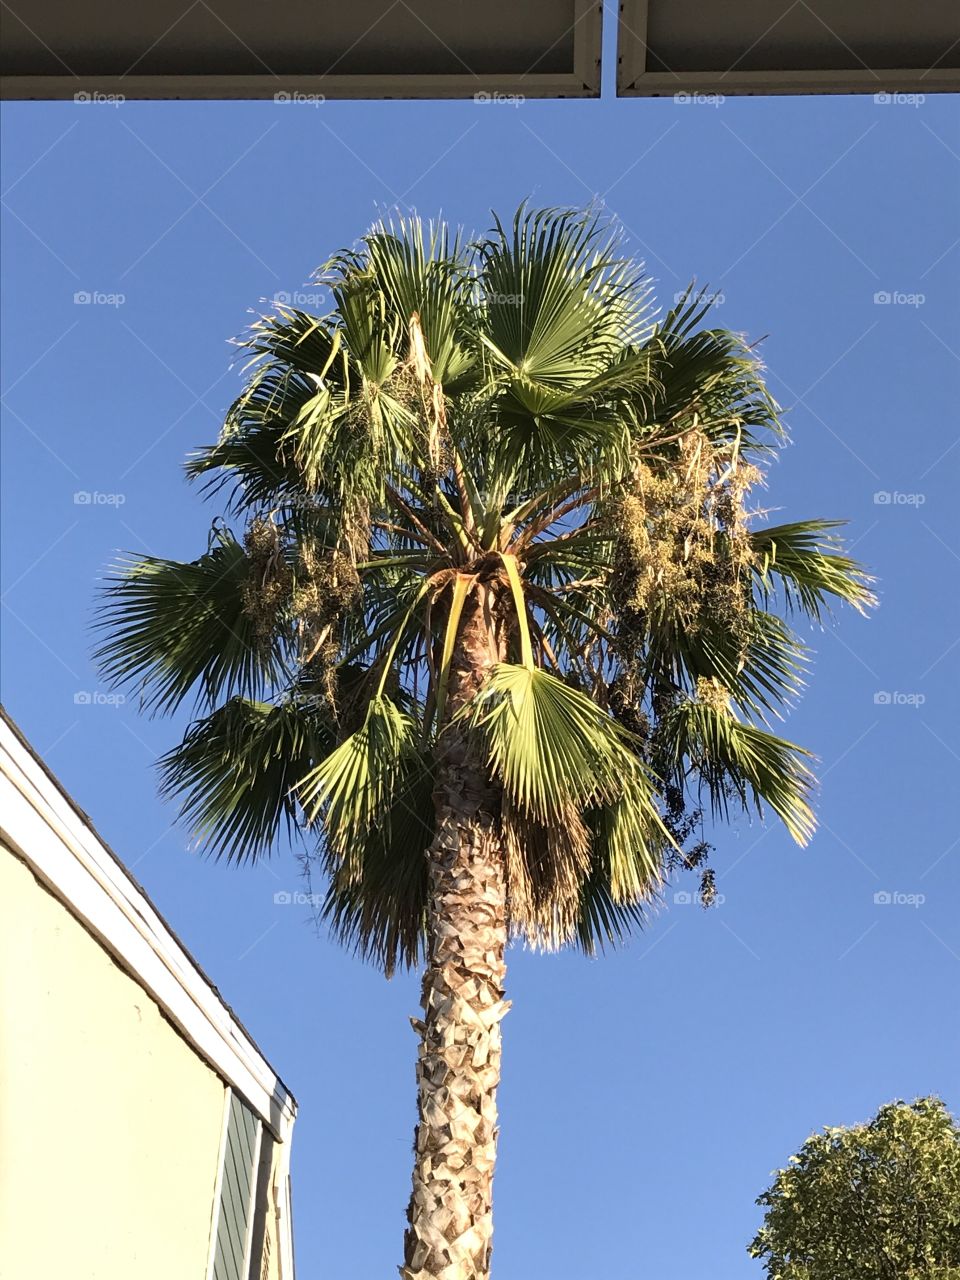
[401,585,509,1280]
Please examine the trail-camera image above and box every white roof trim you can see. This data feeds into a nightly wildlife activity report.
[1,69,600,101]
[618,66,960,96]
[0,712,296,1140]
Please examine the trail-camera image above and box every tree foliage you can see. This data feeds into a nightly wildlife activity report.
[94,206,874,974]
[750,1097,960,1279]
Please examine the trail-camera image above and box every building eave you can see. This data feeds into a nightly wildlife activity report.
[0,706,296,1141]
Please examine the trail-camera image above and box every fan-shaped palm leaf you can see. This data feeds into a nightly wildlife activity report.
[752,519,877,620]
[663,697,817,846]
[298,696,421,864]
[94,527,287,714]
[158,695,328,862]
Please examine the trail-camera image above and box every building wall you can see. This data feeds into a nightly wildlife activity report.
[0,846,227,1279]
[250,1130,295,1280]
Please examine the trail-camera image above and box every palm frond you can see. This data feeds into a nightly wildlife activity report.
[94,526,286,714]
[700,610,808,724]
[298,696,421,864]
[640,321,782,454]
[574,871,651,956]
[466,665,667,947]
[479,205,653,387]
[752,520,877,620]
[501,797,592,949]
[663,698,817,846]
[466,664,632,819]
[361,215,476,387]
[591,768,666,903]
[641,603,809,727]
[158,695,328,863]
[320,749,434,976]
[186,308,347,510]
[185,417,307,512]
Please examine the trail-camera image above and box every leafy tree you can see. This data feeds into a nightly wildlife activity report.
[750,1097,960,1279]
[95,207,873,1280]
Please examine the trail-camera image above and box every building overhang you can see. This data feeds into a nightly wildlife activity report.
[0,0,602,101]
[0,1,956,102]
[618,0,959,97]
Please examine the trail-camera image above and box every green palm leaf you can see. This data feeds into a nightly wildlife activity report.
[320,753,434,976]
[361,215,476,387]
[641,319,782,453]
[575,876,650,956]
[479,205,652,387]
[298,696,421,865]
[466,664,633,819]
[752,519,877,620]
[663,698,817,846]
[158,695,328,863]
[94,526,287,714]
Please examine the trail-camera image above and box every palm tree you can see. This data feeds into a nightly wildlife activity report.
[95,207,873,1280]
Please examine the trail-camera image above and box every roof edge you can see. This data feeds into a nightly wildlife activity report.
[0,706,296,1139]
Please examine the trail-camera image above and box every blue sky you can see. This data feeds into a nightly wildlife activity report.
[2,27,959,1278]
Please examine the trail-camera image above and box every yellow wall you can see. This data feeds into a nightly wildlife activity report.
[0,847,227,1279]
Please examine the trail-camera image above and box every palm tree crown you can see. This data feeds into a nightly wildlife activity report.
[96,206,873,976]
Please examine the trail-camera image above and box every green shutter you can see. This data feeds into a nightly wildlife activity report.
[212,1091,261,1280]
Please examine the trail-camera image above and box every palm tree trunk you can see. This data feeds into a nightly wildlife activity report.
[401,585,509,1280]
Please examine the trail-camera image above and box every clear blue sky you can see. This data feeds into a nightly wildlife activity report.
[2,22,959,1277]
